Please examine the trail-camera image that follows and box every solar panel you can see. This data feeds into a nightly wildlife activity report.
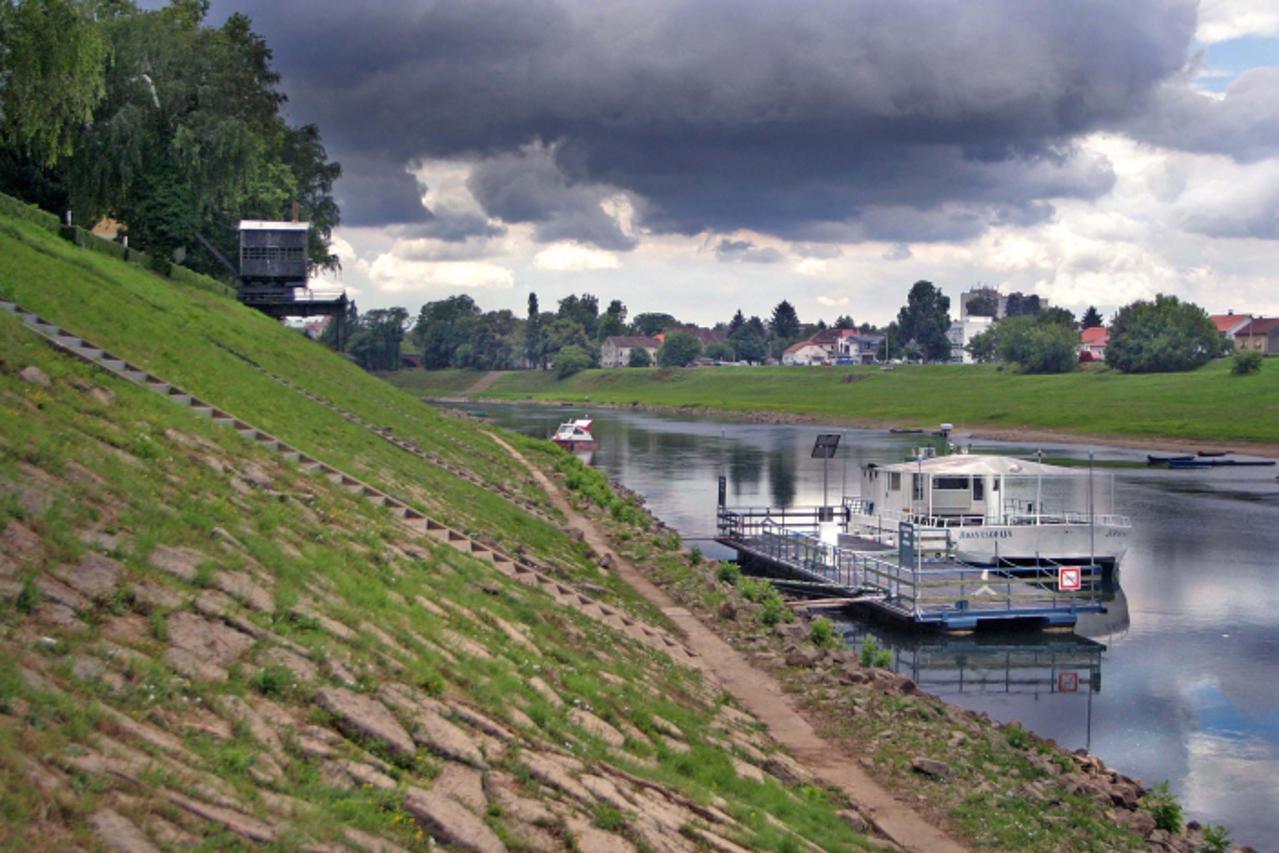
[811,433,841,459]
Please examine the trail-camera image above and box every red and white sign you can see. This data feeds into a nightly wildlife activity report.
[1058,672,1080,693]
[1058,566,1082,591]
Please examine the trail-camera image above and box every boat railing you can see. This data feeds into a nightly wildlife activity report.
[750,521,1102,618]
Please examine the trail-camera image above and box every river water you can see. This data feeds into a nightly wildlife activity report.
[467,402,1279,845]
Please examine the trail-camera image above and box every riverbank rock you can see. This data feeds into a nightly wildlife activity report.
[404,787,503,853]
[316,687,415,762]
[911,757,950,778]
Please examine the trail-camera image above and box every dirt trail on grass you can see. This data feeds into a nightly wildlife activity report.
[487,432,965,853]
[463,370,506,396]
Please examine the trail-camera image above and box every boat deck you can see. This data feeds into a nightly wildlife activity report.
[717,507,1104,631]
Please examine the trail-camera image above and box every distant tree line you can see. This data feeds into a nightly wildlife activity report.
[0,0,342,277]
[968,295,1230,374]
[325,291,892,374]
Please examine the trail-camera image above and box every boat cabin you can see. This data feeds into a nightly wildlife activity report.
[856,454,1110,526]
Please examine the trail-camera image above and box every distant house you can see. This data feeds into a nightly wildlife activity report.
[947,317,994,363]
[1235,317,1279,356]
[601,335,660,367]
[782,340,830,365]
[1210,312,1253,348]
[1078,326,1109,362]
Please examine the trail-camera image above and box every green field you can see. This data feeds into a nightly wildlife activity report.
[388,359,1279,446]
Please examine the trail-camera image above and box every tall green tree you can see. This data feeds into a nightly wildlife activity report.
[1106,295,1226,373]
[0,0,108,167]
[525,293,543,369]
[770,300,800,341]
[1081,306,1104,329]
[834,314,855,329]
[557,293,599,339]
[597,298,628,340]
[727,309,746,336]
[348,307,408,371]
[657,332,702,367]
[632,312,678,336]
[893,281,951,362]
[2,2,345,276]
[414,295,480,369]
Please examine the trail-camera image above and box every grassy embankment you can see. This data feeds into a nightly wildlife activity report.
[0,201,875,850]
[0,193,1208,850]
[390,359,1279,446]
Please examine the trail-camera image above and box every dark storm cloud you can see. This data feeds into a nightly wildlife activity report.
[714,238,783,264]
[218,0,1197,242]
[1130,67,1279,162]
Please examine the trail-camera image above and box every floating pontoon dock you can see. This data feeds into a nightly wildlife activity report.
[716,505,1105,631]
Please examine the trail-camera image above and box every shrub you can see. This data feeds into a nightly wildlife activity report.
[809,617,841,648]
[996,316,1079,374]
[554,345,592,379]
[251,665,297,699]
[688,545,702,565]
[1200,824,1231,853]
[758,593,792,626]
[715,562,741,585]
[859,636,893,668]
[657,332,702,367]
[704,341,735,362]
[1142,781,1184,834]
[15,578,41,614]
[1106,294,1226,373]
[1232,349,1263,375]
[627,347,652,367]
[1005,723,1032,749]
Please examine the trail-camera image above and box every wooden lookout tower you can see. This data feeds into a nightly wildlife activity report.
[237,220,348,346]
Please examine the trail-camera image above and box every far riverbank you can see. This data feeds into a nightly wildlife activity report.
[384,363,1279,459]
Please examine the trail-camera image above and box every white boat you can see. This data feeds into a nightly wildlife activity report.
[845,452,1130,567]
[551,417,596,450]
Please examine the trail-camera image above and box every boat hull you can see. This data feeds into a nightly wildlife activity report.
[552,438,596,451]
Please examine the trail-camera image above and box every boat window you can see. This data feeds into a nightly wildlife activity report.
[912,474,924,500]
[932,476,970,491]
[972,477,985,501]
[992,478,1000,492]
[889,472,901,491]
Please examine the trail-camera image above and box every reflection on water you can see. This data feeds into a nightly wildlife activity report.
[464,403,1279,845]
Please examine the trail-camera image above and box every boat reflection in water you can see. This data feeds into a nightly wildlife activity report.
[824,583,1128,751]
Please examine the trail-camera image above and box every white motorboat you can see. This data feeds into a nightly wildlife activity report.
[845,451,1131,567]
[551,417,596,450]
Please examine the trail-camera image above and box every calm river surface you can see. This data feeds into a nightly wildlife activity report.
[467,402,1279,845]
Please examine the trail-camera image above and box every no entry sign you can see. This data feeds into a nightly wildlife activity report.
[1058,566,1082,591]
[1058,672,1080,693]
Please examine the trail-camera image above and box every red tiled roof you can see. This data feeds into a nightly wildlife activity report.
[1210,313,1250,333]
[1236,317,1279,336]
[1079,327,1109,346]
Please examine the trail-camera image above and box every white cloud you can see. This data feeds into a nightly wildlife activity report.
[795,258,828,277]
[816,294,850,307]
[1196,0,1279,43]
[532,242,622,271]
[368,255,515,293]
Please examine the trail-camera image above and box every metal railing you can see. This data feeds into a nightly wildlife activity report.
[843,497,1131,531]
[738,519,1102,620]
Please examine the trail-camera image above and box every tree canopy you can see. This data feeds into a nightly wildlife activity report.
[0,0,341,277]
[1105,294,1226,373]
[657,332,702,367]
[894,280,951,361]
[993,314,1078,374]
[1081,306,1104,329]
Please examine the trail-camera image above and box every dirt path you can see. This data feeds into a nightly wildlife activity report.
[487,432,964,853]
[463,370,506,396]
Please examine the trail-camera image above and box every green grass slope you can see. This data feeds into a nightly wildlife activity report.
[0,215,875,847]
[390,358,1279,446]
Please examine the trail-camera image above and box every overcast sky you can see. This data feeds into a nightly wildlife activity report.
[204,0,1279,325]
